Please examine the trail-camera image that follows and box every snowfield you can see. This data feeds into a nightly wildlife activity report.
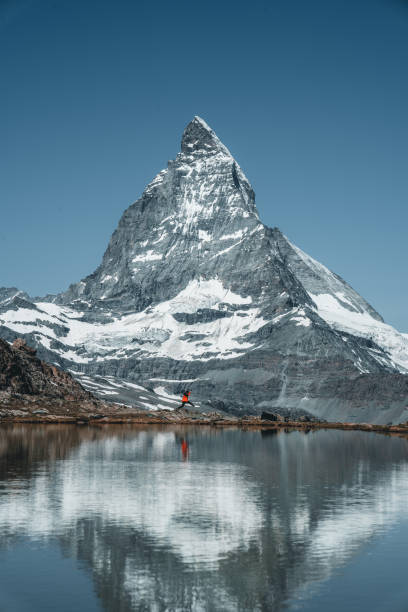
[0,279,267,364]
[309,293,408,372]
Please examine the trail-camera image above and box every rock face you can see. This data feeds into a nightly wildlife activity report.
[1,117,408,423]
[0,337,100,416]
[0,337,137,418]
[0,338,90,397]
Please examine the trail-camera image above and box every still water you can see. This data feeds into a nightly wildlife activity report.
[1,425,408,611]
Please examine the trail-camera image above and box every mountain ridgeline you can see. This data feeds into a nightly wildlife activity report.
[1,117,408,422]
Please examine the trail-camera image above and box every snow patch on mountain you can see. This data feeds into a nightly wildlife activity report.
[219,230,245,241]
[0,279,265,364]
[286,238,383,320]
[101,275,118,284]
[198,230,211,242]
[132,251,162,263]
[155,278,252,313]
[309,292,408,371]
[291,309,312,327]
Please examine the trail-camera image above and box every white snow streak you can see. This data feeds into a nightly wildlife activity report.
[132,250,162,263]
[309,292,408,371]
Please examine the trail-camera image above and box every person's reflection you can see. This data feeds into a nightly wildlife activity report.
[180,438,189,461]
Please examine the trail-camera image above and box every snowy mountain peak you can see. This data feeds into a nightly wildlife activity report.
[181,116,231,157]
[1,116,408,423]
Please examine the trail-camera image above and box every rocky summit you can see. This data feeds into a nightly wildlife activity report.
[1,117,408,423]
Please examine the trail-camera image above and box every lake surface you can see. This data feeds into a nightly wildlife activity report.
[1,425,408,611]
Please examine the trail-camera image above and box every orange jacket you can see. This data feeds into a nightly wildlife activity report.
[182,393,190,402]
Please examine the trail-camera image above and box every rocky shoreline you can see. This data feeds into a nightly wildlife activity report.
[1,409,408,437]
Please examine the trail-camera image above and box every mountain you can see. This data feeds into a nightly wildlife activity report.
[1,117,408,422]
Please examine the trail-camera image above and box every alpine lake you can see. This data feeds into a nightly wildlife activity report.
[1,424,408,611]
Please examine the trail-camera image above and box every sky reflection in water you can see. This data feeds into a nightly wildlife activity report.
[0,425,408,611]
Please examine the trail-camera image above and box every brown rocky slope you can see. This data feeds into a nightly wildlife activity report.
[0,338,110,417]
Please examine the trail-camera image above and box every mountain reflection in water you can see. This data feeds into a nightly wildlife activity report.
[1,425,408,611]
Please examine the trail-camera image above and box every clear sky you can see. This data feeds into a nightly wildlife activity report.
[1,0,407,331]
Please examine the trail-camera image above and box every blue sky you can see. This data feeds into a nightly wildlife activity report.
[1,0,407,330]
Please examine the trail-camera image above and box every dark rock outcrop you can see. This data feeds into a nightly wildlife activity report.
[0,338,90,398]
